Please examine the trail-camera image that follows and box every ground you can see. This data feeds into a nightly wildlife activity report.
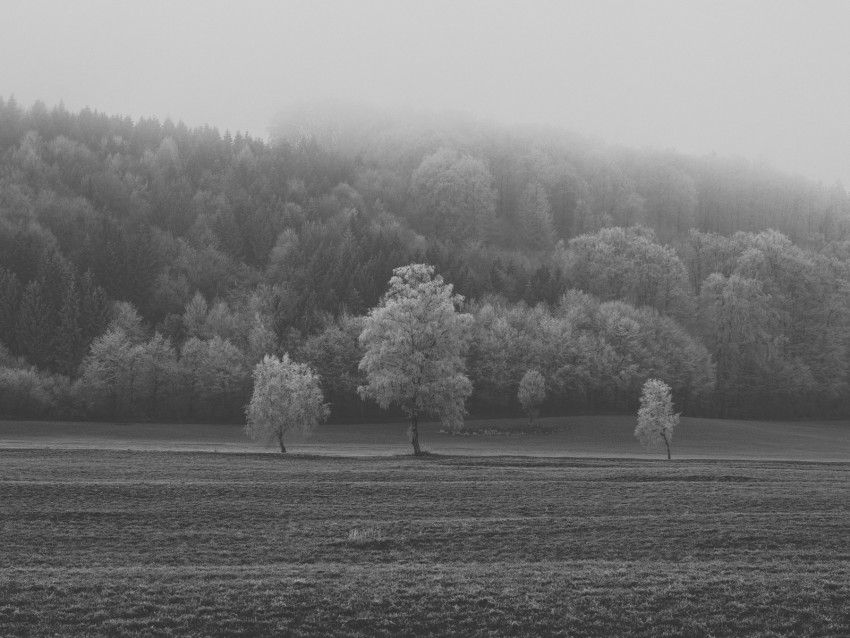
[2,415,850,459]
[1,418,849,636]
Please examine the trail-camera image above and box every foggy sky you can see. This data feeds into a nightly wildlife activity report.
[4,0,849,186]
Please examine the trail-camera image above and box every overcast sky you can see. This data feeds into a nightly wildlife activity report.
[3,0,849,185]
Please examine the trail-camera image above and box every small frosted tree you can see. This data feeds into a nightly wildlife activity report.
[245,354,329,453]
[517,369,546,424]
[358,264,473,455]
[635,378,679,460]
[79,326,132,417]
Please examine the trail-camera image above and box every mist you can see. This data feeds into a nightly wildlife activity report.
[3,0,849,186]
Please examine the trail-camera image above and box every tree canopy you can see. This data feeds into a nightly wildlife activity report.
[244,354,329,453]
[635,379,679,459]
[358,264,473,454]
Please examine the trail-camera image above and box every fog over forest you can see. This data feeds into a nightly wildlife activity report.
[4,0,849,186]
[1,98,850,423]
[3,1,850,424]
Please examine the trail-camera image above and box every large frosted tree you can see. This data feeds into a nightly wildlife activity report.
[244,354,329,453]
[358,264,473,455]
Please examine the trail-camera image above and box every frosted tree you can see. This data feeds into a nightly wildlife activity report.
[517,369,546,424]
[245,354,329,453]
[134,333,178,417]
[635,378,679,459]
[79,326,132,417]
[358,264,473,455]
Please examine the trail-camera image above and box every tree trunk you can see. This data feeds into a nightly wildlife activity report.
[278,433,287,454]
[663,434,671,460]
[410,415,421,456]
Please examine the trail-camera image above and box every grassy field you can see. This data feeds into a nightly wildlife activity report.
[1,448,849,636]
[2,414,850,460]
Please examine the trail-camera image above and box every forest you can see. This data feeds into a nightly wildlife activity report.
[1,97,849,423]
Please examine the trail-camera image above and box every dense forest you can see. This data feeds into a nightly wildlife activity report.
[1,97,849,423]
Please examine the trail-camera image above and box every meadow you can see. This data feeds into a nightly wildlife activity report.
[3,414,850,460]
[1,420,849,636]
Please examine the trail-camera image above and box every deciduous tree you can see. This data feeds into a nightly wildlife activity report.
[635,378,679,459]
[79,326,132,417]
[179,336,248,420]
[358,264,473,455]
[517,369,546,424]
[409,148,497,242]
[244,354,329,453]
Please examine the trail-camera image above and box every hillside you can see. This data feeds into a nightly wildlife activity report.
[2,97,850,422]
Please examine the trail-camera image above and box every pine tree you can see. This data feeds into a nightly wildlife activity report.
[36,249,75,372]
[78,270,110,347]
[0,267,20,351]
[54,280,82,376]
[16,281,51,369]
[518,182,556,250]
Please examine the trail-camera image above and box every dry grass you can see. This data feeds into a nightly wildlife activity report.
[1,449,849,636]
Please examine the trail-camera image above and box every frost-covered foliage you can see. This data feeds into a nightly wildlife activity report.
[358,264,473,454]
[2,99,850,422]
[245,354,329,453]
[517,369,546,423]
[635,378,679,459]
[0,365,73,418]
[468,291,714,414]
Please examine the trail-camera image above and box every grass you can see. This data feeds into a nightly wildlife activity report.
[2,448,849,636]
[3,414,850,460]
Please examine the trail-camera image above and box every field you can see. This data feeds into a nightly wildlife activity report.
[2,424,850,636]
[3,414,850,460]
[2,418,849,636]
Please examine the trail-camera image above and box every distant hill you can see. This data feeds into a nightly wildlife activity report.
[1,96,849,423]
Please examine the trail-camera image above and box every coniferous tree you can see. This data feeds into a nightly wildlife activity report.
[518,182,556,250]
[78,270,110,351]
[16,280,51,369]
[0,267,20,351]
[54,279,82,376]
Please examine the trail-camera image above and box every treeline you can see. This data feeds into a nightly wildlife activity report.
[1,96,849,421]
